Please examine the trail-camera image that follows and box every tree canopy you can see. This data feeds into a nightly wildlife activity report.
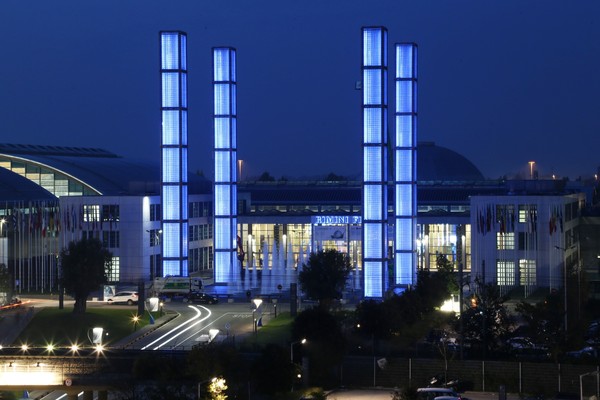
[298,249,352,310]
[60,237,112,314]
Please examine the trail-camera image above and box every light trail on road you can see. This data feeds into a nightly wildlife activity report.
[172,311,252,347]
[141,305,212,351]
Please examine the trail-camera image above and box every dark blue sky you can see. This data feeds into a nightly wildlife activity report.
[1,1,599,180]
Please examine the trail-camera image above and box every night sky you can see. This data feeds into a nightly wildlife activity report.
[1,1,599,181]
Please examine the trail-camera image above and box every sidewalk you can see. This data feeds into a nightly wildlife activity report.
[0,305,39,346]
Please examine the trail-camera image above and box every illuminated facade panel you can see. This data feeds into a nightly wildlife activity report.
[361,27,388,298]
[395,43,417,286]
[160,31,189,277]
[213,47,237,283]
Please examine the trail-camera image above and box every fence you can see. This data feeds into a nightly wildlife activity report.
[338,356,600,396]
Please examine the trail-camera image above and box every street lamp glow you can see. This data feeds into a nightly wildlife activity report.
[290,338,307,363]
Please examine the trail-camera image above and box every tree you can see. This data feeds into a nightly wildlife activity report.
[298,249,352,310]
[452,279,511,357]
[257,171,275,182]
[60,237,112,314]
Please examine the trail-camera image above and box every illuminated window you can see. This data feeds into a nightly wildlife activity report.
[83,205,100,222]
[519,259,536,285]
[107,257,119,282]
[496,260,515,285]
[496,232,515,250]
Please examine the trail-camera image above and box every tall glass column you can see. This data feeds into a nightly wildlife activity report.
[362,27,388,298]
[160,31,189,277]
[395,43,417,286]
[213,47,237,284]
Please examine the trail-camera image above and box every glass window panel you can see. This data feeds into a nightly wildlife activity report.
[395,218,413,249]
[162,111,179,145]
[363,223,382,258]
[214,49,230,81]
[396,115,413,147]
[162,186,180,220]
[363,147,381,182]
[163,223,180,258]
[363,28,384,67]
[214,219,230,248]
[363,69,382,105]
[162,148,180,183]
[182,222,188,257]
[232,84,237,115]
[231,118,237,148]
[161,33,179,70]
[395,44,414,79]
[364,108,382,143]
[396,80,413,113]
[214,84,230,115]
[181,73,187,108]
[181,149,188,183]
[215,118,230,149]
[162,73,180,108]
[364,261,383,298]
[395,185,413,215]
[364,185,382,220]
[181,185,188,219]
[395,252,413,284]
[215,151,230,182]
[163,260,180,276]
[181,111,187,145]
[215,185,231,216]
[395,150,412,181]
[180,34,187,70]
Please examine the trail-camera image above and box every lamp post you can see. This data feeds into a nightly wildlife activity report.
[290,338,306,363]
[555,244,576,332]
[290,338,306,392]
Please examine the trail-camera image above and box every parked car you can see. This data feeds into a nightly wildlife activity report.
[565,346,599,359]
[417,387,462,400]
[183,292,219,305]
[106,291,138,305]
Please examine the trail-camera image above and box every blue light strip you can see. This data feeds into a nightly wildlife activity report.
[160,31,189,277]
[213,47,237,284]
[395,43,417,286]
[362,27,388,298]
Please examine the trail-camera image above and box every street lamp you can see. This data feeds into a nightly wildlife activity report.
[290,338,306,363]
[132,315,140,331]
[555,244,576,332]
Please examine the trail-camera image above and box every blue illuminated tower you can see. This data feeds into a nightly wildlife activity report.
[394,43,417,286]
[160,31,189,277]
[361,27,388,298]
[213,47,237,284]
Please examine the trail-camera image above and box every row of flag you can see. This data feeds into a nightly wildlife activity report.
[476,204,563,236]
[7,202,119,236]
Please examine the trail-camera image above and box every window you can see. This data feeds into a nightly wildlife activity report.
[107,256,119,282]
[518,232,537,250]
[149,229,161,247]
[497,260,515,285]
[150,204,161,222]
[101,205,120,223]
[519,259,536,285]
[83,205,100,222]
[496,232,515,250]
[102,231,120,248]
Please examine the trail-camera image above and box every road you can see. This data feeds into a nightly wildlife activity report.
[118,300,260,350]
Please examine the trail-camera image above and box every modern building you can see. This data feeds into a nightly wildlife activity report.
[0,142,596,300]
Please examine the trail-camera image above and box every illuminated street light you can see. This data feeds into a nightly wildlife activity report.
[132,314,140,331]
[290,338,306,363]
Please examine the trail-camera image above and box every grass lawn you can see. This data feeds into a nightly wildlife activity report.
[240,312,294,349]
[17,307,157,348]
